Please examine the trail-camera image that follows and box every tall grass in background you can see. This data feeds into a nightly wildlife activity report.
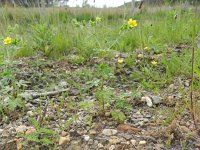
[0,6,199,59]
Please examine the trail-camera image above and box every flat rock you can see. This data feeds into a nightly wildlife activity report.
[139,140,146,145]
[120,133,133,140]
[152,96,162,104]
[59,136,70,145]
[105,112,111,117]
[89,129,97,135]
[141,96,153,107]
[102,129,118,136]
[16,125,27,133]
[61,131,69,137]
[109,136,120,144]
[98,143,104,149]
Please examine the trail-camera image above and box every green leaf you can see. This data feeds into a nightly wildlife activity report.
[29,118,39,129]
[5,97,24,111]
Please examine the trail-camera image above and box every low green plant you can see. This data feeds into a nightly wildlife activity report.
[0,34,26,116]
[115,98,132,112]
[22,117,56,148]
[111,109,126,124]
[31,23,54,56]
[95,63,114,113]
[95,87,113,114]
[79,100,94,113]
[68,55,85,65]
[95,63,113,89]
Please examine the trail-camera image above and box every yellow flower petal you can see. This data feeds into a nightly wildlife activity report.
[4,37,12,45]
[144,47,149,50]
[151,60,157,65]
[118,59,124,64]
[128,18,137,28]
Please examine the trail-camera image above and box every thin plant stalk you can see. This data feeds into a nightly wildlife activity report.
[101,77,105,112]
[139,2,144,49]
[190,2,198,129]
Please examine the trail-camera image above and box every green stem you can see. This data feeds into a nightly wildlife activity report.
[101,77,104,112]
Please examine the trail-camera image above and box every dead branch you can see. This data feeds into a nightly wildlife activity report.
[20,88,69,100]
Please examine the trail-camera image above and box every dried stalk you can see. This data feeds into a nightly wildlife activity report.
[190,2,198,129]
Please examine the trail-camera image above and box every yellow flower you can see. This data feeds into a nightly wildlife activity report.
[151,60,157,65]
[117,58,124,64]
[144,47,149,50]
[128,18,137,28]
[96,16,102,22]
[4,37,12,45]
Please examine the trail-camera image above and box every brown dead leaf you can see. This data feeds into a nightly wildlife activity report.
[117,124,141,134]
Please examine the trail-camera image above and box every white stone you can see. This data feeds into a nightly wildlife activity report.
[145,96,153,107]
[139,140,147,145]
[131,139,136,145]
[84,135,90,141]
[126,141,130,145]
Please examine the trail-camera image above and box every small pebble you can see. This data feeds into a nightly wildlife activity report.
[84,135,90,141]
[16,125,27,133]
[109,145,115,150]
[139,140,146,145]
[105,112,111,117]
[152,96,162,105]
[131,139,136,146]
[27,111,34,117]
[98,143,104,149]
[126,141,130,145]
[88,139,93,145]
[102,129,118,136]
[136,111,141,115]
[59,136,70,145]
[61,131,68,137]
[89,129,97,135]
[145,96,153,107]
